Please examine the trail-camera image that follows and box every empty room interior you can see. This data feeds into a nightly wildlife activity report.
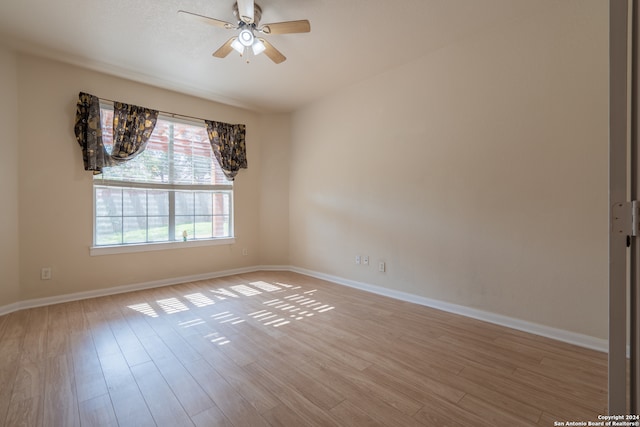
[0,0,620,426]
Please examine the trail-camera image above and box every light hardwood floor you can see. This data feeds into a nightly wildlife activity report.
[0,271,607,426]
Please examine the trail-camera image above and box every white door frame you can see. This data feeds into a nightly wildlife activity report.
[609,0,634,414]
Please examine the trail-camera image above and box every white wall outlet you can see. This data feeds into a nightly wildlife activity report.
[355,255,361,265]
[363,256,369,265]
[379,262,386,272]
[41,267,52,280]
[242,248,248,256]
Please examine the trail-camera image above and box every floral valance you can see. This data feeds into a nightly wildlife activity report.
[74,92,107,174]
[74,92,247,181]
[74,92,158,174]
[205,120,248,181]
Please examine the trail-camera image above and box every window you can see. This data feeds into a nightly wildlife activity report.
[93,106,233,251]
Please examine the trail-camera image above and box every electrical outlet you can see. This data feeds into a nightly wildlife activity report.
[242,248,248,256]
[379,262,386,272]
[355,255,361,265]
[363,256,369,265]
[41,267,52,280]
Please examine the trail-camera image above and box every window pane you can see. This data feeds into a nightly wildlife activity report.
[96,217,122,245]
[148,191,169,216]
[175,191,194,216]
[148,217,169,242]
[95,187,122,217]
[123,217,147,244]
[213,215,230,238]
[195,216,213,239]
[123,189,147,217]
[195,192,212,215]
[212,192,229,215]
[173,124,217,185]
[175,216,195,241]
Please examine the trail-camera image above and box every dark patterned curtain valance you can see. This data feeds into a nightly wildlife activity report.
[74,92,158,174]
[205,120,248,181]
[111,101,159,162]
[75,92,247,180]
[74,92,107,174]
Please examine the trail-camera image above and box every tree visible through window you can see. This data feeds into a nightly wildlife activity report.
[93,107,233,246]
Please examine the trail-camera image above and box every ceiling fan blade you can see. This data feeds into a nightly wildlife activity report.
[236,0,255,24]
[213,38,237,58]
[260,20,311,35]
[259,39,286,64]
[178,10,236,29]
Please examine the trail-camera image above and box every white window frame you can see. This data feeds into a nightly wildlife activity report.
[90,110,235,256]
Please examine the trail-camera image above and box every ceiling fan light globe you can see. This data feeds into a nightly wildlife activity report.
[252,39,266,55]
[231,38,245,54]
[238,29,254,47]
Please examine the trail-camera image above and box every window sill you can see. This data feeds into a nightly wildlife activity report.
[90,238,236,256]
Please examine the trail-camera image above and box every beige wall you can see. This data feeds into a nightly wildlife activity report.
[258,113,290,265]
[15,54,262,301]
[289,0,608,339]
[0,45,20,306]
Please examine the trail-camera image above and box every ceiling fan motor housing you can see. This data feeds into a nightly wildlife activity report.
[234,2,262,26]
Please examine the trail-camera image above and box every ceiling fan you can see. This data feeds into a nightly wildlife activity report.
[178,0,311,64]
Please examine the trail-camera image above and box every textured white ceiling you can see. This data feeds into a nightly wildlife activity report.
[0,0,553,112]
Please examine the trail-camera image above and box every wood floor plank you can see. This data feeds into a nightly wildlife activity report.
[109,381,156,427]
[153,355,217,417]
[0,310,8,342]
[458,394,538,427]
[413,393,483,427]
[130,361,194,427]
[99,351,135,394]
[0,271,609,426]
[42,354,79,427]
[191,405,235,427]
[395,332,517,378]
[243,361,345,427]
[4,395,42,427]
[361,362,465,407]
[70,330,108,403]
[329,400,385,427]
[78,394,118,427]
[108,316,152,368]
[512,366,606,407]
[184,358,271,427]
[494,334,607,367]
[3,310,29,341]
[86,311,121,359]
[262,403,326,427]
[458,364,599,421]
[10,355,44,403]
[0,363,20,426]
[21,326,47,362]
[268,334,425,416]
[196,348,281,414]
[279,324,373,371]
[45,304,71,357]
[452,367,543,423]
[255,351,346,411]
[66,301,90,332]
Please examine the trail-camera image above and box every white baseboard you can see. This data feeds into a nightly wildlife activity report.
[0,264,608,354]
[254,265,291,272]
[289,266,609,354]
[0,301,23,318]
